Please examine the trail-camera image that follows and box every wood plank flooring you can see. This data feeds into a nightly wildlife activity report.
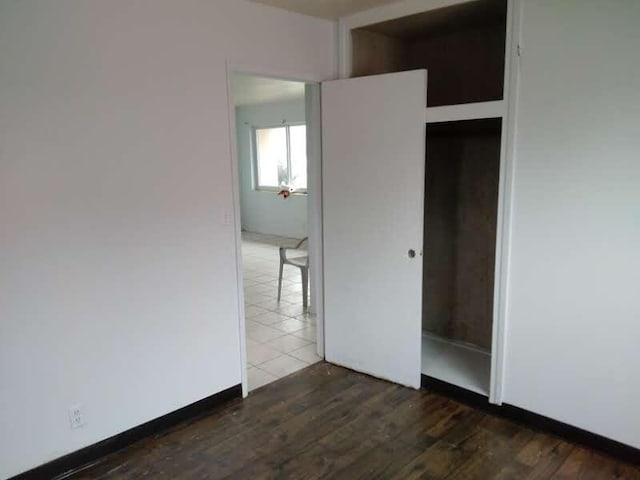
[70,363,640,479]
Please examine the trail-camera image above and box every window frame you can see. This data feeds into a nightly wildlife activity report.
[251,122,308,193]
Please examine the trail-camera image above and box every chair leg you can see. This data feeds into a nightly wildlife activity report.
[277,261,284,302]
[301,267,308,311]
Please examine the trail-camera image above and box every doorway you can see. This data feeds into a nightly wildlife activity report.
[228,72,323,393]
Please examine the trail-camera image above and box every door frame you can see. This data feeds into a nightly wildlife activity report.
[489,0,522,405]
[225,61,326,397]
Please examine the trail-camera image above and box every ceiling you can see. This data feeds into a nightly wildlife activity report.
[251,0,402,20]
[231,73,306,107]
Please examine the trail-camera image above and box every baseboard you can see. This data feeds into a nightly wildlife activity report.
[9,384,242,480]
[421,375,640,466]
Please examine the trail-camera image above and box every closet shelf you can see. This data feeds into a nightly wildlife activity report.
[426,100,505,124]
[421,332,491,396]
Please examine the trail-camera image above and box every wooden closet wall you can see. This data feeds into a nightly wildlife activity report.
[422,119,500,349]
[351,0,507,106]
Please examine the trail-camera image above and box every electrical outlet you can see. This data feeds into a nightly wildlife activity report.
[223,210,232,226]
[69,404,85,429]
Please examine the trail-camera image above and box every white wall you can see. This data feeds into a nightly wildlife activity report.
[236,100,308,239]
[504,0,640,448]
[0,1,335,477]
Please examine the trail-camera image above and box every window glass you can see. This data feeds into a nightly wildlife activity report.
[255,127,287,188]
[254,124,307,191]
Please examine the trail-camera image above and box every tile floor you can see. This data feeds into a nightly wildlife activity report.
[242,232,321,391]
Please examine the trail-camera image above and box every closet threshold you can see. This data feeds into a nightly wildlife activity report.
[426,100,504,124]
[421,332,491,396]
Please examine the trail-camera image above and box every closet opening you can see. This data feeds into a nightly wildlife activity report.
[350,0,507,107]
[422,118,501,395]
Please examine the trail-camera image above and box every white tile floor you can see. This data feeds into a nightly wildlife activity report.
[242,232,321,391]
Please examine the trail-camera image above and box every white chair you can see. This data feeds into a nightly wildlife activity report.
[277,237,309,310]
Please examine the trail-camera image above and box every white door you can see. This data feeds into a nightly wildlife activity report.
[322,70,426,388]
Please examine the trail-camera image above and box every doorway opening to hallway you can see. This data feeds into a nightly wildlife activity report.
[230,73,322,392]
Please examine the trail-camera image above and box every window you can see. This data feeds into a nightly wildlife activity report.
[254,124,307,191]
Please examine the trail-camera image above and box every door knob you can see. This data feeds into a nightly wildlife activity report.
[408,249,416,258]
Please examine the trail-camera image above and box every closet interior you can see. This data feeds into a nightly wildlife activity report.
[349,0,508,395]
[422,119,501,395]
[351,0,506,106]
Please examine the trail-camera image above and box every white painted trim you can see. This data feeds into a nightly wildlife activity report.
[338,0,478,78]
[225,62,326,397]
[305,84,325,358]
[426,100,505,124]
[225,62,249,398]
[338,18,351,79]
[489,0,521,405]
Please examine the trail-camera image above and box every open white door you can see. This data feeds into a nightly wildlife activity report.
[322,70,426,388]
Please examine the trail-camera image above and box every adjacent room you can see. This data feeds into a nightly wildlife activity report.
[230,73,321,391]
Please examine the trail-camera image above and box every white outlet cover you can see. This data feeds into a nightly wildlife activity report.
[69,404,85,429]
[223,210,232,226]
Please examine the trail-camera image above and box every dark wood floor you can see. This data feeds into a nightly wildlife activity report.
[71,363,639,479]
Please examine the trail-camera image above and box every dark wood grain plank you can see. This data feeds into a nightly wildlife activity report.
[440,416,535,480]
[198,371,391,479]
[551,447,640,480]
[67,363,640,480]
[389,409,488,479]
[328,396,472,480]
[492,432,574,480]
